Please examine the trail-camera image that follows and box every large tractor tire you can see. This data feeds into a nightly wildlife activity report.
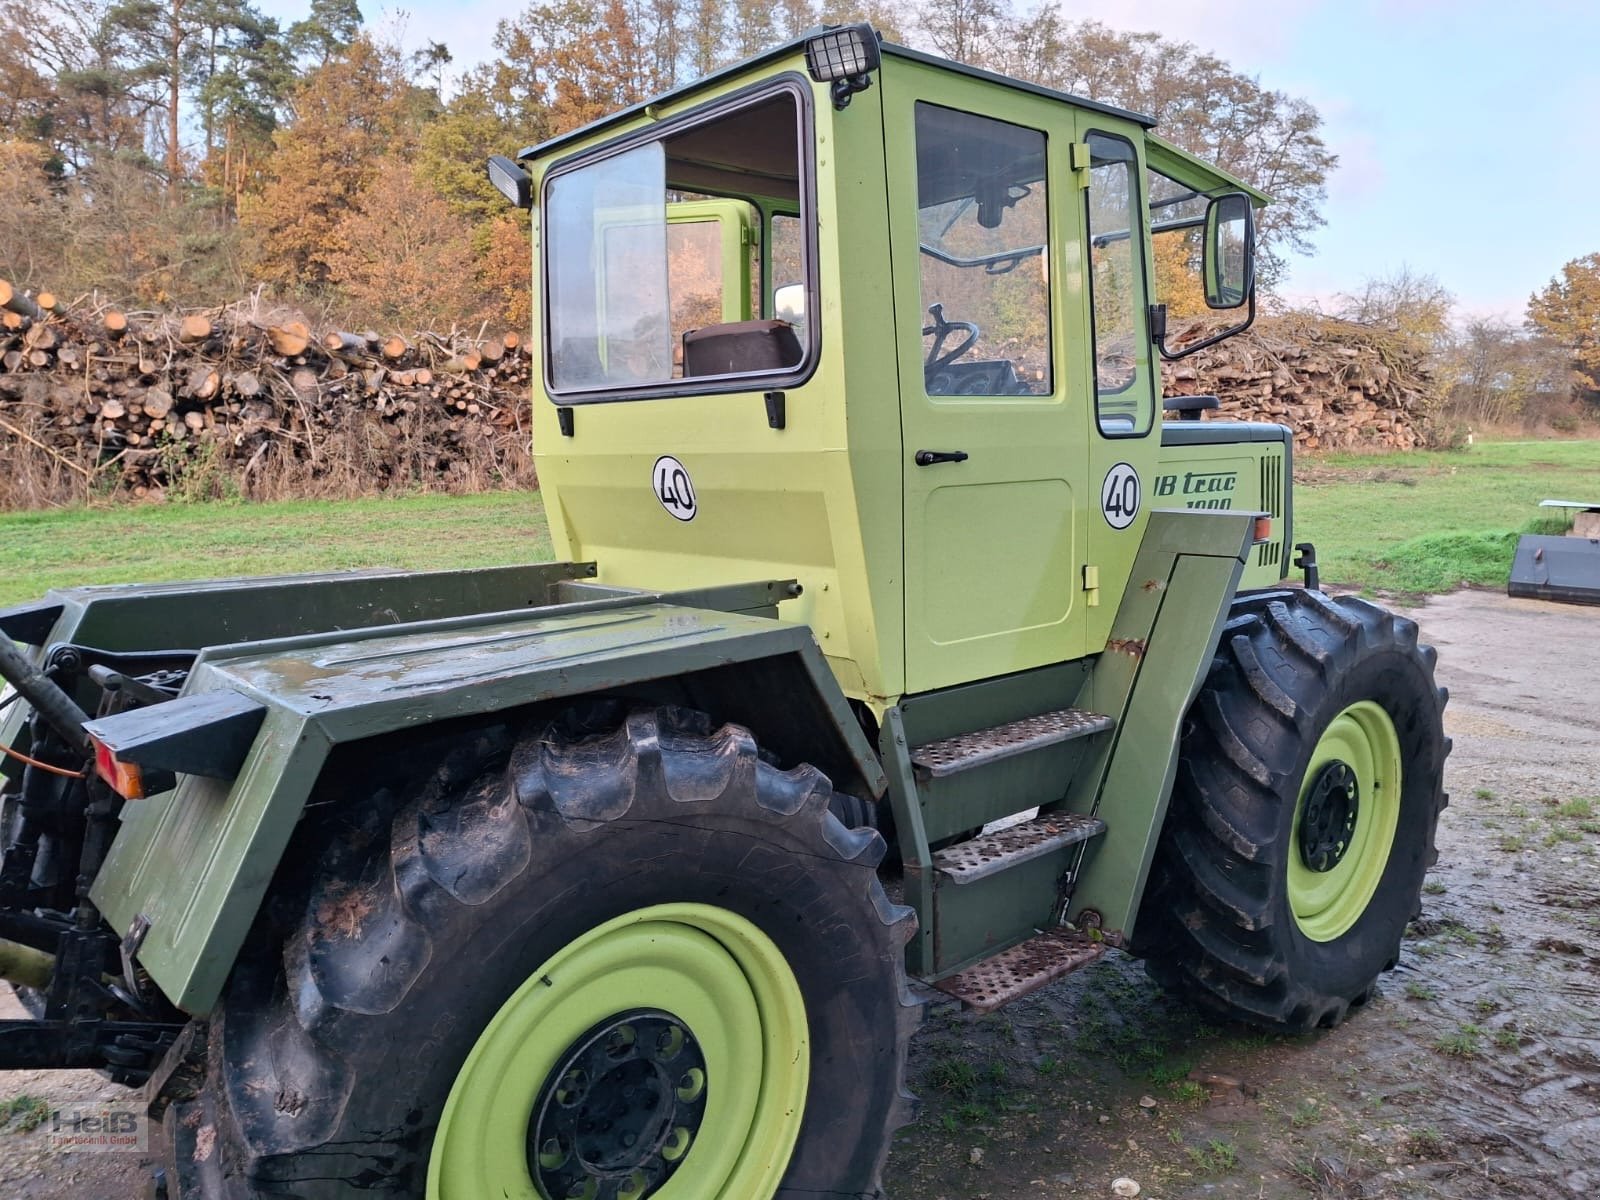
[1137,590,1448,1032]
[163,706,918,1199]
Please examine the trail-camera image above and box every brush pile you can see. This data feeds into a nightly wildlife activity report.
[0,283,536,508]
[1161,313,1439,449]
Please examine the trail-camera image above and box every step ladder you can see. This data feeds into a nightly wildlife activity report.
[891,703,1115,1001]
[932,927,1107,1013]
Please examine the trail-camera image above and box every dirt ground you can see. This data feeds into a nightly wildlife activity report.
[888,589,1600,1200]
[1,588,1596,1198]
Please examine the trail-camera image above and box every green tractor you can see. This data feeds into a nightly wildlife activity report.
[0,25,1447,1200]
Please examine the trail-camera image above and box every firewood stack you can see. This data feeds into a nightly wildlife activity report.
[0,282,536,504]
[1161,313,1439,450]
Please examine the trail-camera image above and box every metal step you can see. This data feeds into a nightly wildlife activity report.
[932,928,1107,1012]
[911,707,1113,780]
[931,812,1106,885]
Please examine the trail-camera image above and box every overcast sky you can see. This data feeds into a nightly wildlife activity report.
[267,0,1600,323]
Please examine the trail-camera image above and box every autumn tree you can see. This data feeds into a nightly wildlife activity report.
[1336,266,1453,354]
[1442,319,1569,426]
[416,86,519,225]
[0,0,160,175]
[0,6,60,153]
[0,140,64,286]
[819,0,907,43]
[972,15,1335,287]
[486,0,677,136]
[479,212,535,329]
[1527,252,1600,400]
[918,0,1006,64]
[1150,231,1207,319]
[241,36,417,287]
[324,158,484,327]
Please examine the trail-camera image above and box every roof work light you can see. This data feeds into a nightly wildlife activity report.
[804,24,881,109]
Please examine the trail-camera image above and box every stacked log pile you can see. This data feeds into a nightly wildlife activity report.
[0,283,535,507]
[1161,313,1439,450]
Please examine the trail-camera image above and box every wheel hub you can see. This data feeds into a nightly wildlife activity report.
[529,1010,706,1200]
[1299,760,1360,873]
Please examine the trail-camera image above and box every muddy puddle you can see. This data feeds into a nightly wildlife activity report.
[0,590,1596,1198]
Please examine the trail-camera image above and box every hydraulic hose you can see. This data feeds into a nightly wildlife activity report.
[0,637,92,758]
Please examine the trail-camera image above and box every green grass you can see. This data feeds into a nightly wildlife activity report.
[1295,439,1600,594]
[1433,1024,1484,1058]
[0,492,552,607]
[1186,1138,1238,1173]
[1,437,1594,607]
[923,1056,980,1098]
[0,1094,50,1132]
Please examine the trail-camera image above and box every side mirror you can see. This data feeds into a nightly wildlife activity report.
[487,154,532,210]
[773,283,806,326]
[1155,192,1258,361]
[1203,192,1254,309]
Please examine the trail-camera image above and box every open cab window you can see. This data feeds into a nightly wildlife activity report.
[542,82,814,402]
[1147,166,1212,322]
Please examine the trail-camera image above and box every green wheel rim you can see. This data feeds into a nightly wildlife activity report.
[1287,700,1403,942]
[427,903,809,1200]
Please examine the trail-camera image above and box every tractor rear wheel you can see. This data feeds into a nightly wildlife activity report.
[1137,590,1448,1032]
[163,706,918,1199]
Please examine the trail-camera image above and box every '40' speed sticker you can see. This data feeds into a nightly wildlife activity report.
[1101,462,1141,530]
[652,455,697,521]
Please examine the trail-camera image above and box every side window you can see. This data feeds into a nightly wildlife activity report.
[544,86,811,400]
[768,211,806,332]
[769,212,803,298]
[913,103,1052,397]
[1146,167,1209,320]
[667,220,729,370]
[1086,132,1151,435]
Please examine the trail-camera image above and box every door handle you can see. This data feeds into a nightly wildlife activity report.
[914,449,969,466]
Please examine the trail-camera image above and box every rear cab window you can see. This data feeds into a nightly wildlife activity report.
[542,81,815,402]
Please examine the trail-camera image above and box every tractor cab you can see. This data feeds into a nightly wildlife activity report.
[492,24,1270,706]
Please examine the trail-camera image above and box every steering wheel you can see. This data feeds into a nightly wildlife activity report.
[922,303,980,371]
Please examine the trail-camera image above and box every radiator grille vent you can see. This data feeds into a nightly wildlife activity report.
[1257,452,1283,567]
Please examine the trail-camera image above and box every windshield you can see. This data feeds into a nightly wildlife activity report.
[543,87,810,399]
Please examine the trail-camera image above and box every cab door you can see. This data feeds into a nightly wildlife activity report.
[883,65,1090,693]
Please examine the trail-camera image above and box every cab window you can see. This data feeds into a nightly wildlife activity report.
[913,103,1052,397]
[1086,132,1152,435]
[544,84,812,400]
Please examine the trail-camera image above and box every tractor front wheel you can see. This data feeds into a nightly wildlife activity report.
[1137,590,1448,1032]
[164,707,917,1199]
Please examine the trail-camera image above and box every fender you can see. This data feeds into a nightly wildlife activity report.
[88,594,879,1015]
[1063,508,1258,937]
